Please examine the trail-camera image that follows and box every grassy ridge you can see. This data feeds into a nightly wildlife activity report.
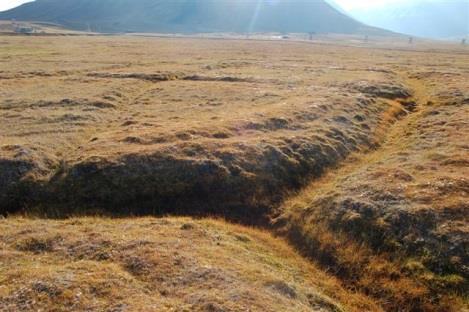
[0,36,410,220]
[277,73,469,311]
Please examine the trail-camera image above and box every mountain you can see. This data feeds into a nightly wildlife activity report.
[324,0,349,16]
[0,0,385,34]
[349,0,469,39]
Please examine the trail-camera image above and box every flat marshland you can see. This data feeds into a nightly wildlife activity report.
[0,35,468,311]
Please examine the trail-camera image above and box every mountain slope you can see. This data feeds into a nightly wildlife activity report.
[324,0,349,16]
[349,0,469,39]
[0,0,384,34]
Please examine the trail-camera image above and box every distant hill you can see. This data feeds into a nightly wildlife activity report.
[324,0,349,16]
[0,0,387,35]
[349,0,469,39]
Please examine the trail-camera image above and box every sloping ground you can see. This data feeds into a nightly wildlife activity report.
[0,36,411,220]
[276,59,469,310]
[0,21,90,34]
[0,217,380,312]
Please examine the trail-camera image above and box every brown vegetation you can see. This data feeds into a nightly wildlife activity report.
[1,35,468,311]
[0,36,412,220]
[276,54,469,311]
[0,217,379,311]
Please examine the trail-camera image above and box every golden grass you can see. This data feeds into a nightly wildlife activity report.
[277,61,469,311]
[1,35,468,311]
[0,217,380,311]
[0,35,413,217]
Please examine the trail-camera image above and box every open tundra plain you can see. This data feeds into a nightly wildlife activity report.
[0,36,468,311]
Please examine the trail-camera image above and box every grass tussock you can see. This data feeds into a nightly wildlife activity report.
[0,217,380,312]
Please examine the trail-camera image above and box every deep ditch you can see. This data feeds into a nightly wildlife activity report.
[275,76,469,312]
[4,75,455,311]
[1,73,417,224]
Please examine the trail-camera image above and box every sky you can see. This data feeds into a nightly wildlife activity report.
[334,0,407,10]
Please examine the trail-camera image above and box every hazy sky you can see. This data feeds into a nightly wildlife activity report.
[0,0,413,12]
[334,0,406,10]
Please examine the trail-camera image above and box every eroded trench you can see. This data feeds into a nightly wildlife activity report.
[0,73,419,224]
[4,73,465,311]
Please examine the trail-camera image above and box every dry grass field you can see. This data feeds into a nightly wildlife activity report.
[0,217,381,312]
[0,34,468,311]
[276,43,469,310]
[0,36,413,218]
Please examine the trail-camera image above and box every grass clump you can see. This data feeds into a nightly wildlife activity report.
[0,217,379,312]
